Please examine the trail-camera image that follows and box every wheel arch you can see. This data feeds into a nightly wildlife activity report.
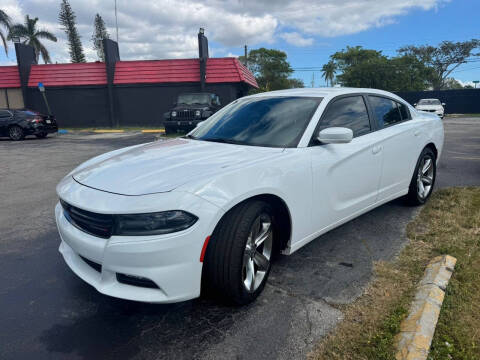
[211,193,292,253]
[425,142,438,160]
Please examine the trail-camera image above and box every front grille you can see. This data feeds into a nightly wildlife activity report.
[176,110,195,119]
[80,255,102,272]
[61,200,114,238]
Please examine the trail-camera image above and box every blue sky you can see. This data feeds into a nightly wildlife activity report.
[277,0,480,86]
[1,0,479,87]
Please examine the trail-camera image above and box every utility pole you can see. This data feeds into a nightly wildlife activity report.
[244,45,248,66]
[311,72,315,88]
[114,0,119,43]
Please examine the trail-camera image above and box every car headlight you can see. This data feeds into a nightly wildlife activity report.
[171,111,177,117]
[113,211,198,236]
[195,110,201,117]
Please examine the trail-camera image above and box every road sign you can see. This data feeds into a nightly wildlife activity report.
[38,82,45,92]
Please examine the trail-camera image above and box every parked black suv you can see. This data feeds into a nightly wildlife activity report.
[164,93,221,134]
[0,109,58,140]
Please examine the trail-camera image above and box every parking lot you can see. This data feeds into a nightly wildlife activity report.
[0,117,479,360]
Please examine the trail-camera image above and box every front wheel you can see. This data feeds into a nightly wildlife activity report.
[203,200,274,305]
[406,147,436,205]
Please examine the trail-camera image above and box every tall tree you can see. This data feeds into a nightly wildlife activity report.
[8,15,57,63]
[59,0,85,63]
[321,60,336,86]
[239,48,302,92]
[330,46,432,91]
[91,13,109,61]
[398,40,480,89]
[0,9,11,55]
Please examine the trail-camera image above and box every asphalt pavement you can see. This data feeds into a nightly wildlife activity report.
[0,117,478,360]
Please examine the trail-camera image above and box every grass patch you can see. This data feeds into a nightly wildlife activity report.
[309,187,480,360]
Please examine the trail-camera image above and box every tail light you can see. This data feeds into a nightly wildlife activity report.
[30,116,43,123]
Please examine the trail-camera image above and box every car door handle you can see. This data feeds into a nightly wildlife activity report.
[414,130,420,136]
[372,145,382,154]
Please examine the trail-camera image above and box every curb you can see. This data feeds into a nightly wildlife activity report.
[395,255,457,360]
[141,129,165,133]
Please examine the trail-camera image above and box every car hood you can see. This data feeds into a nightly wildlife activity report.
[416,105,443,111]
[72,138,284,196]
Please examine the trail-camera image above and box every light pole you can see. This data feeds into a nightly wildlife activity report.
[114,0,119,43]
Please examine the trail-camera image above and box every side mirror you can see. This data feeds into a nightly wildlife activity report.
[441,103,445,106]
[414,103,417,106]
[317,127,353,144]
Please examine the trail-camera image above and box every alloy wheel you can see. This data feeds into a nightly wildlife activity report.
[242,213,273,293]
[417,155,434,199]
[9,126,23,140]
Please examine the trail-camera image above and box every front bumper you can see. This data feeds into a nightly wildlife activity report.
[164,119,203,131]
[55,181,223,303]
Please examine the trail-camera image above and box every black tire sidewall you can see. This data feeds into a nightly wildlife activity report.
[409,147,436,205]
[231,202,274,304]
[203,200,275,305]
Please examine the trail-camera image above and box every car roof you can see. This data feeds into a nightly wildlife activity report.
[418,98,440,101]
[248,87,407,102]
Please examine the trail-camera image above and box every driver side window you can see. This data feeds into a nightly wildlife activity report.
[318,96,371,137]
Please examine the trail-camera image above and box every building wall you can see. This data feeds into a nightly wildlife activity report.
[26,82,247,127]
[0,88,24,109]
[27,86,110,127]
[114,82,243,127]
[395,89,480,114]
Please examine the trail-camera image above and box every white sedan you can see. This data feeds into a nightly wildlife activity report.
[415,98,445,118]
[55,88,444,305]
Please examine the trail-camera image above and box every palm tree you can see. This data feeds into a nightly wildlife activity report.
[321,60,337,87]
[0,9,11,55]
[8,15,57,63]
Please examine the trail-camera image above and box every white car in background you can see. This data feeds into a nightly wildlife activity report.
[415,98,445,118]
[55,88,444,305]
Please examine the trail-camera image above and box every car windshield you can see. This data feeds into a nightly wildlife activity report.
[418,99,441,105]
[177,93,211,105]
[188,96,322,148]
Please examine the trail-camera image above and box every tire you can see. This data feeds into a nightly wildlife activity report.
[9,125,25,141]
[406,147,436,205]
[203,200,275,305]
[35,132,48,139]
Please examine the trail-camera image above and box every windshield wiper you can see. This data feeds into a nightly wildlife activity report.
[183,134,197,139]
[201,137,243,145]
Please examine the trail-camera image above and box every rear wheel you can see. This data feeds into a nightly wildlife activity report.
[406,147,436,205]
[203,200,274,305]
[9,126,24,141]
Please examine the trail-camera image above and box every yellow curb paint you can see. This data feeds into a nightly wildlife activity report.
[93,129,125,133]
[141,129,165,133]
[395,255,457,360]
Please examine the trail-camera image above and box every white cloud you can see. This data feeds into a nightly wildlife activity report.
[0,0,447,64]
[456,79,475,88]
[279,32,314,47]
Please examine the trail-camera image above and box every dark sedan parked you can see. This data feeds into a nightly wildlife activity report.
[0,109,58,141]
